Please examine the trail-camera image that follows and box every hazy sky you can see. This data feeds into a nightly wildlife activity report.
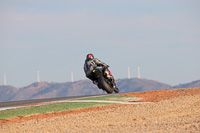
[0,0,200,87]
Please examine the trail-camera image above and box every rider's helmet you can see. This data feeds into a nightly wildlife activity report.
[86,54,94,60]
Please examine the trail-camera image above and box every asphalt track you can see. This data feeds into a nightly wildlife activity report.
[0,92,148,111]
[0,94,109,108]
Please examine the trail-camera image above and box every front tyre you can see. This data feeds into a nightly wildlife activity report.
[114,87,119,93]
[98,77,113,94]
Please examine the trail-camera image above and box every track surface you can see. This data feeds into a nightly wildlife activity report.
[1,88,200,133]
[0,93,124,110]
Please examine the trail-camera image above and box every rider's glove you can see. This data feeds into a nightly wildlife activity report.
[103,65,108,70]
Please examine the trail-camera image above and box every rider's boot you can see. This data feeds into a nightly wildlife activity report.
[93,80,102,89]
[93,80,98,85]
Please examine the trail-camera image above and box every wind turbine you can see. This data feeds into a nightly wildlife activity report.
[137,67,141,79]
[128,67,130,79]
[37,70,40,82]
[4,74,7,86]
[71,71,74,82]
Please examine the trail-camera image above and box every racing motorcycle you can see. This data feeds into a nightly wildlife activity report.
[92,67,119,94]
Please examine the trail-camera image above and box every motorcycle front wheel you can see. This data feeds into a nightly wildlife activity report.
[98,77,113,94]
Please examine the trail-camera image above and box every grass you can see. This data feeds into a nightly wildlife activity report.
[0,95,142,120]
[0,102,114,120]
[79,95,142,102]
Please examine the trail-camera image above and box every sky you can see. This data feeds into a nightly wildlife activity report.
[0,0,200,87]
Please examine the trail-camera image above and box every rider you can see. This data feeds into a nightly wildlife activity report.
[84,53,118,90]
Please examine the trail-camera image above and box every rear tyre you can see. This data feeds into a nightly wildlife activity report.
[98,77,113,94]
[114,87,119,93]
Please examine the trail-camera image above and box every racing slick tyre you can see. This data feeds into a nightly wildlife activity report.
[114,87,119,93]
[98,77,113,94]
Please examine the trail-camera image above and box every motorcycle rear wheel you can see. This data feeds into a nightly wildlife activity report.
[98,77,113,94]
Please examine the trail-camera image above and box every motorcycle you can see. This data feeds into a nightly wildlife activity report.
[92,67,119,94]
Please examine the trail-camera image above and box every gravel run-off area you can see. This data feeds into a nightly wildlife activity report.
[0,88,200,133]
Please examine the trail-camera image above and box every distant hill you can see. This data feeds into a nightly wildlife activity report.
[5,80,103,102]
[0,80,104,102]
[0,85,19,102]
[0,78,199,102]
[173,80,200,88]
[117,78,171,93]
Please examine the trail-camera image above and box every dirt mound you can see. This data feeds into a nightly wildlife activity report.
[1,88,200,133]
[0,104,125,125]
[122,87,200,102]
